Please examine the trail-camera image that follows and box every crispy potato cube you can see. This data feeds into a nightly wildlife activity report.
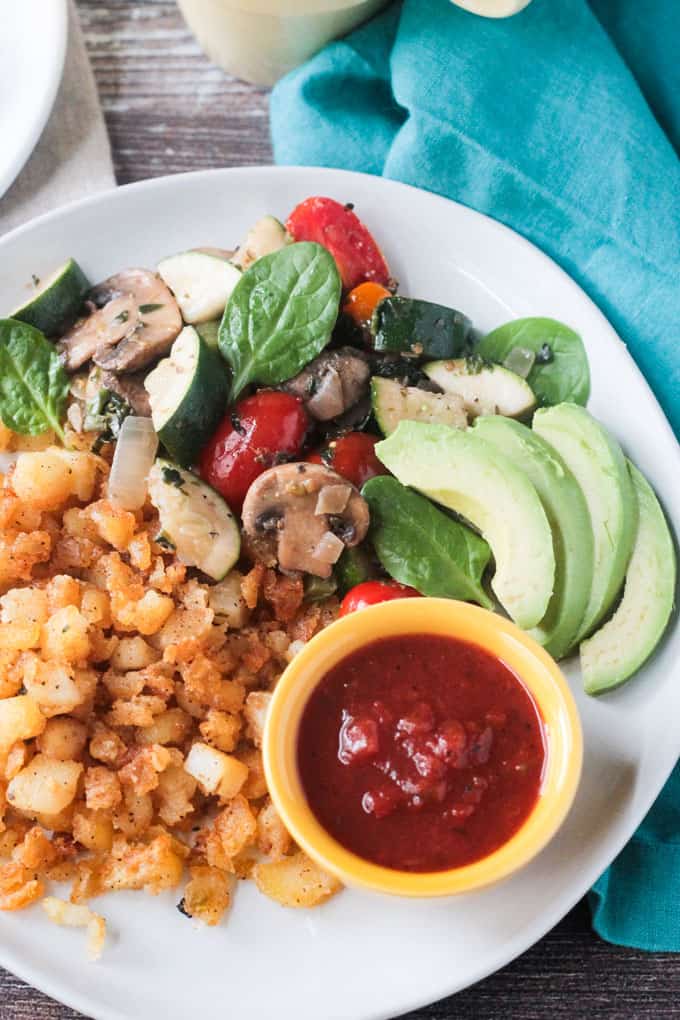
[23,658,94,718]
[156,765,197,827]
[199,710,241,753]
[0,860,44,911]
[52,450,101,502]
[12,825,57,870]
[7,755,83,815]
[257,799,292,861]
[208,572,250,629]
[45,575,82,612]
[41,605,90,662]
[11,452,73,510]
[1,587,48,626]
[112,789,153,839]
[113,590,175,636]
[85,501,137,551]
[72,807,114,853]
[80,589,111,628]
[36,717,88,761]
[42,896,106,961]
[238,748,267,801]
[89,723,126,766]
[3,740,29,781]
[118,745,171,796]
[84,766,122,812]
[184,742,248,800]
[180,866,231,927]
[0,695,46,750]
[253,851,341,909]
[99,833,184,895]
[243,691,271,748]
[135,707,192,747]
[206,795,257,870]
[110,636,160,672]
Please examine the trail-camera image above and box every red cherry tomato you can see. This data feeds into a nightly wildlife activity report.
[339,580,422,617]
[307,432,388,490]
[286,196,390,292]
[199,391,309,514]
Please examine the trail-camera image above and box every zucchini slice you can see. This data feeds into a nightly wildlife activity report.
[157,251,241,323]
[424,358,536,419]
[148,459,240,581]
[371,296,472,359]
[371,376,467,436]
[231,216,291,270]
[145,325,229,468]
[11,258,89,336]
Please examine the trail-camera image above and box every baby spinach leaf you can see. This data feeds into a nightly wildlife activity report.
[219,241,341,400]
[477,317,590,406]
[362,475,493,608]
[0,319,69,441]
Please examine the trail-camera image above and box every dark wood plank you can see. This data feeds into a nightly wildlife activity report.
[2,2,678,1018]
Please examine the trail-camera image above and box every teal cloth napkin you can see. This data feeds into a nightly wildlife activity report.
[271,0,680,951]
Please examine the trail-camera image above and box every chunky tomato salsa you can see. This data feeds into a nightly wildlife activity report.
[297,634,546,873]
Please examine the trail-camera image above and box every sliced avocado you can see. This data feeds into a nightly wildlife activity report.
[145,326,229,467]
[474,415,593,659]
[533,403,637,641]
[371,376,467,436]
[371,297,472,359]
[580,462,676,695]
[424,358,536,419]
[157,250,241,324]
[11,258,89,336]
[376,421,555,629]
[231,216,291,270]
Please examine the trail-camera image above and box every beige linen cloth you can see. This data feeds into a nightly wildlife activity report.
[0,0,114,237]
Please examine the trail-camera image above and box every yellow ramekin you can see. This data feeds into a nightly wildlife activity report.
[263,598,582,897]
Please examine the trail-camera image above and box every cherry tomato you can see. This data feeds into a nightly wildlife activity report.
[343,282,391,326]
[286,196,390,291]
[199,391,309,514]
[339,580,422,617]
[307,432,389,490]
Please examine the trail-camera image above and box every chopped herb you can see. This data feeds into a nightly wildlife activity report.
[176,899,191,918]
[462,353,493,375]
[320,446,335,468]
[138,303,164,314]
[113,309,129,325]
[344,202,355,211]
[84,388,132,453]
[161,465,186,491]
[155,534,176,551]
[230,412,246,436]
[31,274,41,288]
[535,343,554,364]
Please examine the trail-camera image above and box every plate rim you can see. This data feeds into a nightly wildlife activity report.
[0,164,678,1020]
[0,0,68,201]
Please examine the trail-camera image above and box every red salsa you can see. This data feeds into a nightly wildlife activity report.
[297,634,546,873]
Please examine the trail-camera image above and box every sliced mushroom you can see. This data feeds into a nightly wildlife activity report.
[242,463,370,578]
[282,347,370,422]
[58,269,182,374]
[98,370,151,417]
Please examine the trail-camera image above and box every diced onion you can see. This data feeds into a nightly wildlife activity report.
[503,346,536,379]
[315,484,351,516]
[108,416,158,510]
[312,531,345,565]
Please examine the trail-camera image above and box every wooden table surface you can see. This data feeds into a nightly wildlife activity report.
[2,1,677,1017]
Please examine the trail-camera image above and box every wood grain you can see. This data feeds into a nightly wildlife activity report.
[2,1,678,1018]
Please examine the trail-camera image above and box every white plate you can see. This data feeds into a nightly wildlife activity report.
[0,167,678,1020]
[0,0,68,201]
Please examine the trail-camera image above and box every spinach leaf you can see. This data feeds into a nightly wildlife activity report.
[362,475,493,608]
[83,388,132,454]
[219,242,341,400]
[477,317,590,406]
[0,319,69,441]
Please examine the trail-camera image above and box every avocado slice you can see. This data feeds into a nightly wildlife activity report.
[424,358,536,419]
[533,403,637,641]
[580,462,676,695]
[475,415,593,659]
[376,421,555,629]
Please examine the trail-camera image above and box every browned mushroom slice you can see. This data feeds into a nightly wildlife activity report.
[99,370,151,417]
[282,347,370,422]
[58,268,182,374]
[242,463,370,578]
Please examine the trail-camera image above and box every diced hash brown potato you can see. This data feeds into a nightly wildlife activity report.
[253,852,342,909]
[42,896,106,961]
[0,443,340,943]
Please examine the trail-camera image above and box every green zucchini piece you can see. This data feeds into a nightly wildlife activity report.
[371,376,467,436]
[158,250,241,324]
[195,319,220,350]
[371,296,472,359]
[424,358,536,419]
[148,459,240,581]
[11,259,89,336]
[231,216,291,270]
[145,325,229,467]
